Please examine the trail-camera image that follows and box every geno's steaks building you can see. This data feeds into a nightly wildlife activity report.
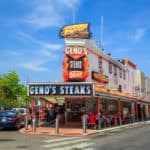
[28,23,150,123]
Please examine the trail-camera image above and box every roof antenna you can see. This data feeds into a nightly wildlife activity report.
[100,16,104,50]
[73,7,75,24]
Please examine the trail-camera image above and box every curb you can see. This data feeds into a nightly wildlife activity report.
[94,120,150,134]
[19,120,150,137]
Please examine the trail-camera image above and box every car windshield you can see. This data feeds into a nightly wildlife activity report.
[0,111,17,117]
[19,109,25,113]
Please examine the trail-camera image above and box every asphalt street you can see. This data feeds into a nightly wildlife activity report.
[89,123,150,150]
[0,123,150,150]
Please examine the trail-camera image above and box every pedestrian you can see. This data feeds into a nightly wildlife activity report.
[81,111,89,124]
[96,112,101,129]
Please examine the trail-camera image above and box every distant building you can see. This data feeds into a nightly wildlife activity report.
[124,58,136,96]
[135,70,146,98]
[145,76,150,101]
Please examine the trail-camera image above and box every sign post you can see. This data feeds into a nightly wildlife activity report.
[55,116,59,134]
[25,114,28,130]
[82,116,87,133]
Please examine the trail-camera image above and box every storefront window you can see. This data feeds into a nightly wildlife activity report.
[101,103,107,110]
[70,102,82,111]
[108,104,117,111]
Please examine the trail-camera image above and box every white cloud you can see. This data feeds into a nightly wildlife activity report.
[118,48,130,53]
[23,0,81,29]
[37,49,59,59]
[1,50,23,57]
[21,63,48,72]
[16,31,63,50]
[59,0,81,8]
[13,32,63,72]
[131,28,145,43]
[1,47,60,72]
[19,57,49,72]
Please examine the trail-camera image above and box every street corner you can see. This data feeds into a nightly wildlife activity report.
[19,127,33,135]
[19,127,47,136]
[18,126,97,137]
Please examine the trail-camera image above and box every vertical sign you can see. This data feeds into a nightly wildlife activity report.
[63,46,89,82]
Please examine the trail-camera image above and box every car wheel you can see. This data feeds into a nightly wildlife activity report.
[15,122,21,130]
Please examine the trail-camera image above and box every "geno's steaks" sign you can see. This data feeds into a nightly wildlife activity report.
[28,82,94,97]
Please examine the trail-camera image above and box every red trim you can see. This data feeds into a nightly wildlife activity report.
[98,96,101,113]
[118,99,121,116]
[31,99,35,118]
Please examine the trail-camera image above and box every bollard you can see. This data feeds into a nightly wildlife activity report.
[119,117,122,125]
[64,111,67,124]
[38,115,41,127]
[32,117,36,133]
[98,119,101,129]
[25,114,28,130]
[82,116,87,133]
[142,113,144,122]
[55,116,59,134]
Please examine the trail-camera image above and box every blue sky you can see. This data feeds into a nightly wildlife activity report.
[0,0,150,84]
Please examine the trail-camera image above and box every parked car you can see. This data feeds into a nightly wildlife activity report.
[12,108,30,116]
[0,110,25,129]
[12,108,31,121]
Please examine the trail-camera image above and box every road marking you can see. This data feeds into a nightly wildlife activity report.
[42,137,94,150]
[111,128,121,131]
[43,138,88,148]
[44,137,79,143]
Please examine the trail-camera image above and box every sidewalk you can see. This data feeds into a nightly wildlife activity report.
[19,120,150,137]
[19,122,96,136]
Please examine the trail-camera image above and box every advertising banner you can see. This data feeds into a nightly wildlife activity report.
[63,46,89,82]
[60,23,91,39]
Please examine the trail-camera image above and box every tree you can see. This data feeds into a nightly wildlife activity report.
[0,71,31,109]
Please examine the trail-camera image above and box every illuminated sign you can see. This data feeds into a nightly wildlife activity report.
[69,60,82,69]
[60,23,91,39]
[65,46,87,55]
[62,46,89,82]
[65,46,88,60]
[28,83,94,97]
[92,70,109,84]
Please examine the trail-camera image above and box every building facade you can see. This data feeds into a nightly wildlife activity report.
[28,23,150,125]
[145,76,150,101]
[135,70,146,99]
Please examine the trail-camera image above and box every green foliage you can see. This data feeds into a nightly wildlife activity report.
[0,71,31,109]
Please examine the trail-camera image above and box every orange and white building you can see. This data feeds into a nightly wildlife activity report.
[28,23,150,125]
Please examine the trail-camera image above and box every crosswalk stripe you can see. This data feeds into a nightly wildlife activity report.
[44,137,79,143]
[46,144,94,150]
[43,138,88,148]
[64,142,95,150]
[42,141,94,150]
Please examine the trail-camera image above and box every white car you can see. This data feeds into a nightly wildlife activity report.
[12,108,31,120]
